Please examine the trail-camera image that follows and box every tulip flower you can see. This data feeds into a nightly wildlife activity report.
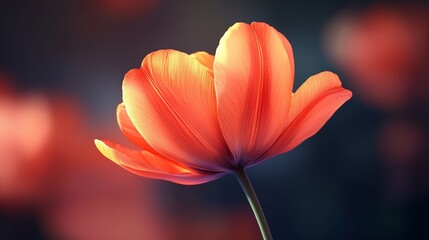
[95,22,352,239]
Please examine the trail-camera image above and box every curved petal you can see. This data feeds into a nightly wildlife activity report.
[190,51,214,75]
[260,72,352,162]
[117,102,154,152]
[123,50,231,172]
[214,22,293,166]
[276,30,295,80]
[95,140,225,185]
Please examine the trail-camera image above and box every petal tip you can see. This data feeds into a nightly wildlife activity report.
[321,70,340,79]
[250,21,270,27]
[94,139,107,153]
[94,139,110,159]
[94,138,102,146]
[342,88,353,100]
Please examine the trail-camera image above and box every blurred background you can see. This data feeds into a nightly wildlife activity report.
[1,0,428,239]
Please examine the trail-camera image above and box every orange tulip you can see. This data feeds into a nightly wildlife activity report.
[95,22,351,185]
[95,21,351,239]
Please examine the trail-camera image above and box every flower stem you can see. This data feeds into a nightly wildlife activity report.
[235,168,273,240]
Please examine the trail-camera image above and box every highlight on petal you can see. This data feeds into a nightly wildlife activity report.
[214,22,294,165]
[275,29,295,79]
[123,50,231,172]
[190,51,214,75]
[261,71,352,161]
[94,140,224,185]
[116,102,154,152]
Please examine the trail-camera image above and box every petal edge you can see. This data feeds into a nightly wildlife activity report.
[94,139,224,185]
[260,72,352,162]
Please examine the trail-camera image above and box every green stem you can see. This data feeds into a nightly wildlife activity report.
[235,168,273,240]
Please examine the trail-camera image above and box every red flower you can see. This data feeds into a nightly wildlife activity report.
[95,22,352,185]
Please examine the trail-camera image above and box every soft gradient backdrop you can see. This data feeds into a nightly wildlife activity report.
[1,0,428,239]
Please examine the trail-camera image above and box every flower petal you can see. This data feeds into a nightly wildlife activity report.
[123,50,231,172]
[117,102,154,152]
[214,22,293,166]
[190,51,214,75]
[95,140,224,185]
[261,72,352,161]
[276,30,295,80]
